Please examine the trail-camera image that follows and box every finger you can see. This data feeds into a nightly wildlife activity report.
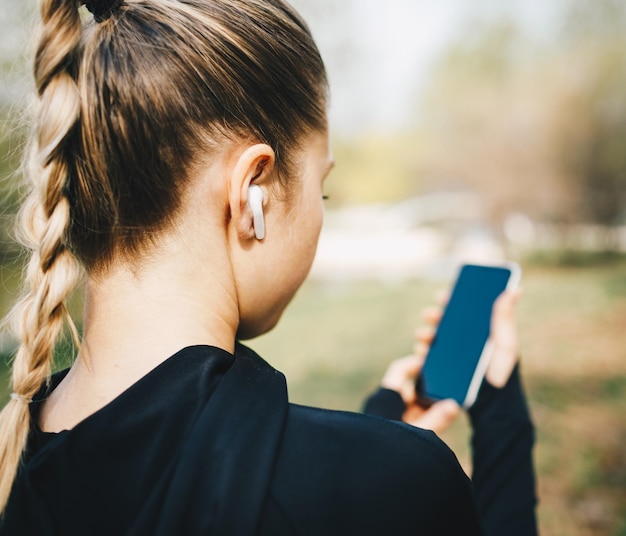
[381,355,423,391]
[415,325,436,345]
[492,289,521,321]
[435,289,450,306]
[400,378,419,406]
[413,342,429,360]
[403,404,426,424]
[408,399,460,434]
[491,290,520,352]
[421,306,443,326]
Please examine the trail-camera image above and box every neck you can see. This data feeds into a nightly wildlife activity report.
[40,230,240,432]
[81,262,238,377]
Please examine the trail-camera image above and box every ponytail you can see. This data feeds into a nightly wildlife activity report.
[0,0,83,513]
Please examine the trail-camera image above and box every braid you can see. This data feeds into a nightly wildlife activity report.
[0,0,83,513]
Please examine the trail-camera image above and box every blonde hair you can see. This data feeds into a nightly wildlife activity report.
[0,0,327,513]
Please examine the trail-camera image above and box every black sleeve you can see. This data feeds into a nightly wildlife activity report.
[468,365,538,536]
[362,388,405,420]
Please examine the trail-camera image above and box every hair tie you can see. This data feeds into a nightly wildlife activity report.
[83,0,124,23]
[10,393,33,404]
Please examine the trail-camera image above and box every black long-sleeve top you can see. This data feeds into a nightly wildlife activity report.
[363,365,538,535]
[1,344,536,534]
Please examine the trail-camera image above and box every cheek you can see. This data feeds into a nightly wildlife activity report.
[297,202,324,269]
[269,203,322,309]
[238,201,323,339]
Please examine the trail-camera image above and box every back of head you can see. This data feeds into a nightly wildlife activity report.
[0,0,327,513]
[75,0,328,267]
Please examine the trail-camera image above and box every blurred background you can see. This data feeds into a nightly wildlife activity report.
[1,0,625,534]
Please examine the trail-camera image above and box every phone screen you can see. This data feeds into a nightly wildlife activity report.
[417,264,515,407]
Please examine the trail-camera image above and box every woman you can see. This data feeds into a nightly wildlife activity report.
[0,0,536,534]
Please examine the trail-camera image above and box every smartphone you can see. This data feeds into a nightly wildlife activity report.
[416,263,521,409]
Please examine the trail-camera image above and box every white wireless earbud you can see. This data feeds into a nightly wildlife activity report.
[247,185,265,240]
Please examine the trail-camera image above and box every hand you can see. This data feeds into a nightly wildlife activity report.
[380,354,460,435]
[381,299,460,435]
[379,288,521,433]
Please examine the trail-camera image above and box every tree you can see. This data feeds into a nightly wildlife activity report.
[552,0,626,225]
[414,0,626,230]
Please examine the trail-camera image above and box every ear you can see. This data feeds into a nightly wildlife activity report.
[228,144,275,240]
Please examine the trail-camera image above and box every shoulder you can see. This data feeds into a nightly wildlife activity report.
[260,404,482,535]
[281,404,470,493]
[284,403,459,472]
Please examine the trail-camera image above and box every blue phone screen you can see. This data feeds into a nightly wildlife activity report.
[419,265,512,405]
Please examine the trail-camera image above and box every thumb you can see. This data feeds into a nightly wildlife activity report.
[487,289,521,387]
[410,399,460,435]
[491,289,521,337]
